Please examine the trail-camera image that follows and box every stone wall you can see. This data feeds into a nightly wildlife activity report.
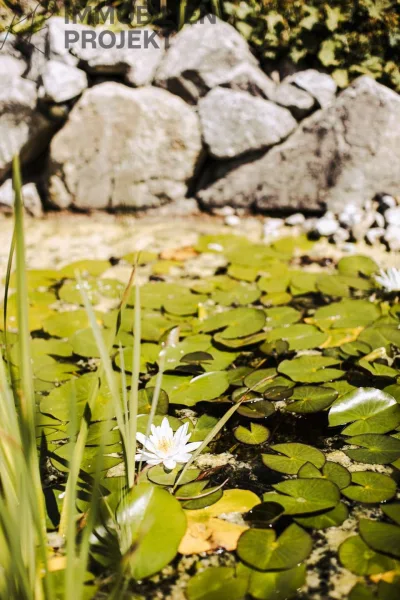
[1,15,400,218]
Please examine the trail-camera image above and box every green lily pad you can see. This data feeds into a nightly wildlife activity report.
[212,282,261,306]
[93,483,187,579]
[342,472,396,503]
[286,386,338,413]
[265,306,301,327]
[137,388,169,416]
[147,465,200,487]
[147,371,230,406]
[237,523,312,571]
[278,356,344,383]
[177,480,223,509]
[265,324,328,351]
[263,479,340,515]
[339,534,399,575]
[382,504,400,526]
[290,271,318,296]
[199,307,266,339]
[243,368,277,392]
[310,299,380,330]
[248,564,306,600]
[295,502,349,529]
[344,434,400,464]
[237,399,275,419]
[58,259,110,278]
[262,443,325,474]
[187,567,248,600]
[234,423,270,445]
[359,519,400,559]
[43,310,105,339]
[338,255,378,277]
[329,388,400,435]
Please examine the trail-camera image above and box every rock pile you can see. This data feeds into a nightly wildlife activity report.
[0,15,399,216]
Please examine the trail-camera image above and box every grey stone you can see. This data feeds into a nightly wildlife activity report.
[286,69,337,108]
[333,227,350,244]
[384,225,400,251]
[41,60,88,103]
[155,16,257,103]
[72,28,165,86]
[0,77,54,180]
[377,194,397,212]
[23,29,48,82]
[384,206,400,227]
[197,77,400,212]
[0,32,27,80]
[48,83,202,210]
[366,227,385,245]
[0,178,43,217]
[219,63,276,99]
[198,87,297,159]
[352,210,377,241]
[285,213,305,226]
[338,204,364,229]
[272,82,315,120]
[315,212,339,237]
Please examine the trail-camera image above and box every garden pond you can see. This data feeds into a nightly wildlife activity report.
[1,213,400,600]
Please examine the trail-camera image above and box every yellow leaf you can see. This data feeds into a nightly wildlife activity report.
[179,489,260,555]
[319,327,364,348]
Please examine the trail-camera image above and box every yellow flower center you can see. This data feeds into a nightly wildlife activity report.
[157,437,173,453]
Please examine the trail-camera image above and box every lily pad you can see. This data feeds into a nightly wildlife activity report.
[234,423,270,445]
[286,386,338,413]
[295,502,349,529]
[187,567,248,600]
[237,523,312,571]
[265,324,328,351]
[382,504,400,526]
[329,388,400,435]
[278,356,344,383]
[248,564,306,600]
[262,443,325,474]
[344,434,400,464]
[359,519,400,559]
[200,307,266,339]
[263,479,340,515]
[339,534,399,575]
[309,299,380,330]
[147,371,230,406]
[147,465,200,487]
[341,472,396,503]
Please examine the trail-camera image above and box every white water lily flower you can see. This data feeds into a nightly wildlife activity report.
[135,417,202,470]
[374,267,400,292]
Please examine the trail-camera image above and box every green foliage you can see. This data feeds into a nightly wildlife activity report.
[223,0,400,91]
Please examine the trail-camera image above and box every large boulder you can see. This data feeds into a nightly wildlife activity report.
[0,77,54,181]
[72,28,165,87]
[197,77,400,212]
[198,87,297,159]
[48,83,202,209]
[0,33,27,80]
[155,16,257,103]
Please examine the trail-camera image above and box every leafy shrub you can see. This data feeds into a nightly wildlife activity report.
[223,0,400,90]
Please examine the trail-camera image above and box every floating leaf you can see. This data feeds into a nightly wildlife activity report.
[339,534,399,575]
[342,472,396,503]
[237,399,275,419]
[309,300,380,330]
[359,519,400,559]
[262,443,325,474]
[338,255,378,277]
[237,523,312,571]
[295,502,349,529]
[248,564,306,600]
[179,489,260,554]
[263,479,340,515]
[278,356,344,383]
[329,388,400,435]
[147,465,200,487]
[212,282,261,306]
[265,324,328,351]
[265,306,301,327]
[234,423,270,445]
[244,502,285,528]
[199,307,266,339]
[177,480,223,510]
[344,434,400,464]
[382,504,400,526]
[187,567,248,600]
[286,386,338,413]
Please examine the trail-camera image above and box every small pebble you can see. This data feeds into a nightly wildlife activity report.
[366,227,385,245]
[315,212,339,237]
[384,225,400,251]
[213,206,235,216]
[384,206,400,227]
[332,227,350,244]
[338,204,364,229]
[373,212,385,228]
[285,213,305,226]
[377,194,397,212]
[224,214,240,227]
